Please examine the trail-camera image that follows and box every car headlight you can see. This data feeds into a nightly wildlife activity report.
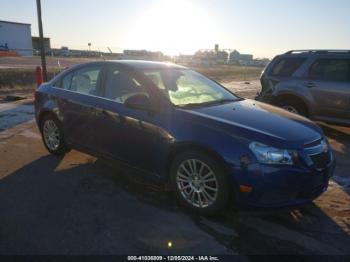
[249,142,295,165]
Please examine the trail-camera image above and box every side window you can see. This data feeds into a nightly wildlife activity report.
[61,73,73,89]
[52,72,72,89]
[144,71,166,90]
[270,57,306,77]
[71,66,102,95]
[309,59,350,82]
[103,67,148,103]
[52,78,61,88]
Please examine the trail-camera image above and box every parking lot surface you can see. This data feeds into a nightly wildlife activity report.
[0,82,349,255]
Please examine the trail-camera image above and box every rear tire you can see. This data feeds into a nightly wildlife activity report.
[277,98,307,117]
[170,151,230,215]
[40,114,69,156]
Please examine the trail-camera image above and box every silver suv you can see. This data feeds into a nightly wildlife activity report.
[257,50,350,126]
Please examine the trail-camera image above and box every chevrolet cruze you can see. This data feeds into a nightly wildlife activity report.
[34,60,336,215]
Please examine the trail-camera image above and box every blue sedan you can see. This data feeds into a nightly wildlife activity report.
[34,60,335,215]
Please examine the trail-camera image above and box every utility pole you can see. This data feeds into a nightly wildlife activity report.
[36,0,47,81]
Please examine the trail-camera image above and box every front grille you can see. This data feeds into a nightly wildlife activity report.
[304,138,331,171]
[309,150,331,170]
[304,138,323,148]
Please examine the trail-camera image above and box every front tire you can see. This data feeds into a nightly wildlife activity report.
[277,98,307,117]
[170,151,230,215]
[40,114,68,156]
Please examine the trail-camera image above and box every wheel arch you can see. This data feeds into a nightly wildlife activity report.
[273,93,310,116]
[37,109,59,132]
[164,142,231,181]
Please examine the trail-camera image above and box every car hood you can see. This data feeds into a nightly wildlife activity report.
[179,99,322,149]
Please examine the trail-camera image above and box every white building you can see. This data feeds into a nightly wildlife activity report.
[0,20,33,56]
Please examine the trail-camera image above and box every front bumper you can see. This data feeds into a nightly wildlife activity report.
[231,157,336,208]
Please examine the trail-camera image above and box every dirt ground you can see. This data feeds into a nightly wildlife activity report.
[0,82,349,255]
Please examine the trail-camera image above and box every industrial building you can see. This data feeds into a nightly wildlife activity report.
[123,50,166,61]
[229,50,254,64]
[0,20,33,56]
[175,45,269,67]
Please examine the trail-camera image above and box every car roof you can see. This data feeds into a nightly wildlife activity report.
[50,60,188,84]
[80,60,187,70]
[107,60,186,69]
[278,50,350,59]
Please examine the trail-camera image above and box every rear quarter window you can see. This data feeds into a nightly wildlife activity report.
[270,57,306,77]
[52,78,61,88]
[61,73,73,89]
[52,72,73,89]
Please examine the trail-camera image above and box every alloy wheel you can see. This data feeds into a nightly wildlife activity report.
[176,159,218,208]
[282,105,299,114]
[43,120,60,151]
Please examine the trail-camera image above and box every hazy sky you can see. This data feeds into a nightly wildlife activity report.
[1,0,349,58]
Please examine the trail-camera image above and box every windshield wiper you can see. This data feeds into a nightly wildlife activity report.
[215,98,244,104]
[177,98,243,108]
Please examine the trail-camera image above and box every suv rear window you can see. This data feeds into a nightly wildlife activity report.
[270,57,306,77]
[308,59,350,82]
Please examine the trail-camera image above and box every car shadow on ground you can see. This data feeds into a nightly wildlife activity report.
[1,154,350,254]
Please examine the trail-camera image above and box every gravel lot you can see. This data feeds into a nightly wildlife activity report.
[0,82,349,255]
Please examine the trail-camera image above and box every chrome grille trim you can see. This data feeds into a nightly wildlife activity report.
[304,137,323,149]
[304,138,331,171]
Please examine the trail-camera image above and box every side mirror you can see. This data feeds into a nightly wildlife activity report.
[124,93,152,111]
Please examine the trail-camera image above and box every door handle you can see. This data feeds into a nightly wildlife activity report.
[304,82,315,88]
[100,109,123,122]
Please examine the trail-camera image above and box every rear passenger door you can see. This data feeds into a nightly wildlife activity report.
[306,58,350,120]
[56,65,104,148]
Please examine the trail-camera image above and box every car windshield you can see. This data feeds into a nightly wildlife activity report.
[142,69,239,107]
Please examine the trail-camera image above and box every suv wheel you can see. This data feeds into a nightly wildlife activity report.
[277,98,307,117]
[40,114,68,155]
[170,151,230,215]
